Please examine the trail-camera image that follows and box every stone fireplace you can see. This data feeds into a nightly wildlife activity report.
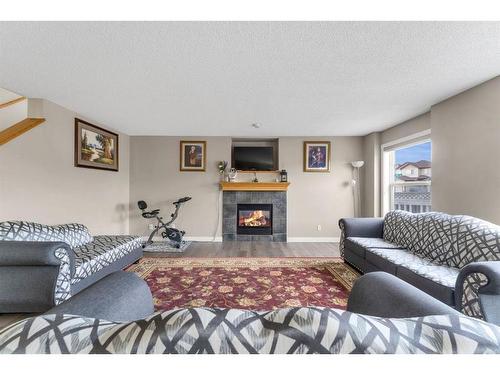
[221,184,288,242]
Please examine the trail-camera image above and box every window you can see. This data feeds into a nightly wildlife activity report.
[382,139,432,215]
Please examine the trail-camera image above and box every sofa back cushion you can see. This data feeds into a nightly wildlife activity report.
[1,308,500,354]
[0,221,93,249]
[383,211,500,268]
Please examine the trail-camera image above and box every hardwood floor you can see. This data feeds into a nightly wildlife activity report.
[146,241,340,258]
[0,241,340,330]
[0,313,35,331]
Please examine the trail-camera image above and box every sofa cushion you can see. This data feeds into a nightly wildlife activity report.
[348,237,405,250]
[365,250,398,275]
[396,266,456,306]
[2,308,500,354]
[367,248,459,288]
[383,211,455,263]
[72,235,143,284]
[345,237,406,273]
[345,237,405,259]
[0,221,93,249]
[347,237,404,249]
[383,211,500,268]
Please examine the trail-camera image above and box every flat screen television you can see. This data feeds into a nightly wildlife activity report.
[233,146,275,171]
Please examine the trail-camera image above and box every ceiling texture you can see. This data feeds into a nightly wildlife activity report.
[1,22,499,136]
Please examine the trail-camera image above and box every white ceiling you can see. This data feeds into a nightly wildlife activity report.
[1,22,499,136]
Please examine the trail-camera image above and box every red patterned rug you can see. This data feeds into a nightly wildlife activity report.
[127,257,359,311]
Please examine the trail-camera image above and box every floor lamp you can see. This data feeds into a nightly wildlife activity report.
[351,161,365,217]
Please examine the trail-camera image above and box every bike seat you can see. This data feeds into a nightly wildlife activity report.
[137,200,148,210]
[141,209,160,219]
[173,197,192,205]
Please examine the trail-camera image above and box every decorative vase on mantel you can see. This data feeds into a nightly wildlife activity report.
[218,161,228,182]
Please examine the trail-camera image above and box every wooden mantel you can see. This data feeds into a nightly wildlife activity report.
[220,181,290,192]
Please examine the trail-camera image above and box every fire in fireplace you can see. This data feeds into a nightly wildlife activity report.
[239,210,270,227]
[237,204,273,235]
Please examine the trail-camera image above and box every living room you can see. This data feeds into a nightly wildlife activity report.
[1,1,500,371]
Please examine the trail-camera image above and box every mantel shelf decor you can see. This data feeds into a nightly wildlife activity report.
[219,182,290,192]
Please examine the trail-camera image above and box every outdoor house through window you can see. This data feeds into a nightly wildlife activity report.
[382,135,432,215]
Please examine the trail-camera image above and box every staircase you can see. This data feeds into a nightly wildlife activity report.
[0,88,45,146]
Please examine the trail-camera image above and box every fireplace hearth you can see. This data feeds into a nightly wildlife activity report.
[237,204,273,235]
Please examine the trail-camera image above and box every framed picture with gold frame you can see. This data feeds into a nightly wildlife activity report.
[303,141,331,172]
[180,140,206,171]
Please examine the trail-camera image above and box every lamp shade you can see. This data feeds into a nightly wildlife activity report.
[351,160,365,168]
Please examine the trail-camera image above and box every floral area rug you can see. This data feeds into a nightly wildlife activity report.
[127,257,359,311]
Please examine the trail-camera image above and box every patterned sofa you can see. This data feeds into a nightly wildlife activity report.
[3,307,500,354]
[339,211,500,323]
[0,221,143,312]
[1,272,500,354]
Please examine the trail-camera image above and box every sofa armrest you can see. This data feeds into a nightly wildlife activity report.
[347,272,459,318]
[338,217,384,257]
[339,218,384,238]
[0,241,74,271]
[46,271,154,322]
[0,241,76,308]
[455,261,500,325]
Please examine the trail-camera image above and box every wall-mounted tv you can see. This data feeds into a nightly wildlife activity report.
[233,146,275,171]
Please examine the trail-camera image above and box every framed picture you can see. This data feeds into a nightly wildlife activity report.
[180,140,206,171]
[303,141,331,172]
[74,118,119,171]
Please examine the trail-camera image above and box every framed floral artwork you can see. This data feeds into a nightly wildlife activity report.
[180,140,206,171]
[74,118,119,171]
[303,141,331,172]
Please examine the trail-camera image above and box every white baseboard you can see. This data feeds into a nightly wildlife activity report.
[184,236,223,242]
[147,236,337,243]
[142,235,223,243]
[287,237,340,243]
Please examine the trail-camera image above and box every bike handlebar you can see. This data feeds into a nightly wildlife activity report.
[173,197,192,205]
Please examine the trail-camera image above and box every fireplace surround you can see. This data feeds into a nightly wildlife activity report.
[222,191,287,242]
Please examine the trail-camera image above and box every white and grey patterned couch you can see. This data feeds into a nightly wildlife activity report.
[1,271,499,354]
[3,308,500,354]
[339,211,500,324]
[0,221,143,312]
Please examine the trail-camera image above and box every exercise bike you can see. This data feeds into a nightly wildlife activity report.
[138,197,192,249]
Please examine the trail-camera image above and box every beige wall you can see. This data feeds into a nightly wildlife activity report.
[0,87,22,105]
[381,112,431,145]
[129,137,230,239]
[280,137,363,238]
[431,76,500,224]
[361,112,431,217]
[361,77,500,224]
[0,99,130,234]
[0,98,27,132]
[362,132,380,217]
[129,136,363,239]
[5,75,497,238]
